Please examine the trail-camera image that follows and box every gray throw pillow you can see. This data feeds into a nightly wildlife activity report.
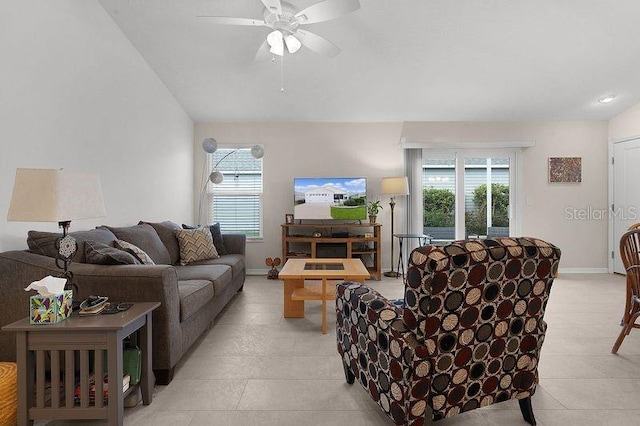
[100,224,171,264]
[27,228,117,263]
[85,241,139,265]
[182,222,228,255]
[138,221,182,265]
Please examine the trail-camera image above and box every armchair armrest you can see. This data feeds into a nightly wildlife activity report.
[336,282,434,425]
[335,281,415,374]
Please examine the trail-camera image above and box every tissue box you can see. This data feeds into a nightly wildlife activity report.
[29,290,73,324]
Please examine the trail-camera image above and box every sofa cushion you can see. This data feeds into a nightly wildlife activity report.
[139,221,182,265]
[174,264,233,296]
[85,241,139,265]
[191,254,245,280]
[101,224,171,264]
[178,280,214,322]
[175,227,219,266]
[115,239,155,265]
[182,223,228,256]
[27,228,117,263]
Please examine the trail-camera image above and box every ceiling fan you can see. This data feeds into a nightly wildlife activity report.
[198,0,361,59]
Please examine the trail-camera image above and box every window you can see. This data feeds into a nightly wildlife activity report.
[422,150,517,242]
[206,147,263,239]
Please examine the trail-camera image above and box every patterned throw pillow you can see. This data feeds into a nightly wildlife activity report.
[181,222,228,255]
[115,239,156,265]
[175,227,219,266]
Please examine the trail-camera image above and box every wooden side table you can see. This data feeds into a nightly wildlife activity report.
[2,302,160,426]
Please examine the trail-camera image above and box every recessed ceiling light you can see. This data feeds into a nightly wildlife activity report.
[598,95,616,104]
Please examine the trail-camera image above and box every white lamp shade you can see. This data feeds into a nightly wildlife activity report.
[267,30,284,56]
[209,170,224,184]
[202,138,218,153]
[284,34,302,54]
[381,176,410,196]
[251,145,265,159]
[7,168,106,223]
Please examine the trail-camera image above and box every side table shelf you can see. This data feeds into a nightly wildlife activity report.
[2,302,159,426]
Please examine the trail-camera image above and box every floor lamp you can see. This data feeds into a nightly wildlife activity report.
[382,176,409,278]
[197,138,265,226]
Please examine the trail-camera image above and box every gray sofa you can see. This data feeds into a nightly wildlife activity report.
[0,221,245,385]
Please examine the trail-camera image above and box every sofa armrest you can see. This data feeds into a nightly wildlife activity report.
[0,250,182,370]
[222,233,246,256]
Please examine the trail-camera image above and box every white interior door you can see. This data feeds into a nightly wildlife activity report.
[613,138,640,273]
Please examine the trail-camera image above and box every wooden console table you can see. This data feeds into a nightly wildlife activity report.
[281,223,381,280]
[2,302,159,426]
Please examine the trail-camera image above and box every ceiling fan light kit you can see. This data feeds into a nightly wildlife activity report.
[198,0,361,59]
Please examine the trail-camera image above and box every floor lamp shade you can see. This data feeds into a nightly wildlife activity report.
[381,176,409,197]
[381,176,409,278]
[7,168,106,223]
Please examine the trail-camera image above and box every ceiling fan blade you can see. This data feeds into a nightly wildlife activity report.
[196,16,266,26]
[295,0,360,24]
[260,0,282,15]
[255,40,272,61]
[295,29,341,58]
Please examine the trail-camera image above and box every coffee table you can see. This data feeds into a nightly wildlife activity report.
[279,258,370,334]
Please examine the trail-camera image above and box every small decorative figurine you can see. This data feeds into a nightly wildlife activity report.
[265,257,281,279]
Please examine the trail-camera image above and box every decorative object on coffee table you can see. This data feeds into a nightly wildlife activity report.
[197,138,265,226]
[381,176,409,278]
[7,168,106,300]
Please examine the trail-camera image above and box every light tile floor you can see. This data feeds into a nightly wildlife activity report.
[42,273,640,425]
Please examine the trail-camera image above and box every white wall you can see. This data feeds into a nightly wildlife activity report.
[195,121,609,272]
[194,123,405,272]
[402,121,609,271]
[609,102,640,141]
[0,0,194,251]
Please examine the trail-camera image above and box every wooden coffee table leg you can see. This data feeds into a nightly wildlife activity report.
[322,278,328,334]
[284,278,305,318]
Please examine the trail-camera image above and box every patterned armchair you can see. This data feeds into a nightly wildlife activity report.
[336,238,560,425]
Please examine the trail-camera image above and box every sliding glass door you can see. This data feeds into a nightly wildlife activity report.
[423,151,517,243]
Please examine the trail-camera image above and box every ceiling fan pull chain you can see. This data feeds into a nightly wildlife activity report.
[280,53,285,93]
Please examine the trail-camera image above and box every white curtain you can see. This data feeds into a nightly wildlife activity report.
[404,148,424,253]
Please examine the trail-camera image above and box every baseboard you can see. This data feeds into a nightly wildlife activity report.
[249,267,610,276]
[557,268,609,274]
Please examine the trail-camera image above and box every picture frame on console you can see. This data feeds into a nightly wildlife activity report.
[285,214,294,224]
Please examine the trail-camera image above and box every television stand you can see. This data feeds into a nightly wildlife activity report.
[281,223,381,280]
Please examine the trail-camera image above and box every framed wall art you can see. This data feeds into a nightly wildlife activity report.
[548,157,582,183]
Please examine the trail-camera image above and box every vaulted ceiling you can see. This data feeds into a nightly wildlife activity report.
[98,0,640,122]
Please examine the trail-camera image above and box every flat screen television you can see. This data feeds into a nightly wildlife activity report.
[294,177,367,221]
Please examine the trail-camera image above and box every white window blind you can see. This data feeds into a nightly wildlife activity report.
[207,147,263,238]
